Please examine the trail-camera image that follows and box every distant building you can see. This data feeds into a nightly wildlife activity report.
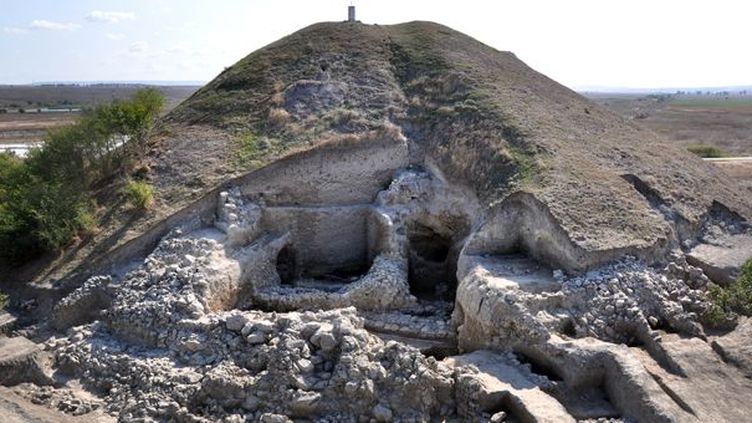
[348,6,356,22]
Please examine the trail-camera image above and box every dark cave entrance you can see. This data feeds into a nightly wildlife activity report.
[407,222,458,302]
[301,260,370,282]
[276,245,297,285]
[275,242,371,291]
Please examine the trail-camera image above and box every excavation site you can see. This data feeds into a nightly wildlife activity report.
[1,19,752,423]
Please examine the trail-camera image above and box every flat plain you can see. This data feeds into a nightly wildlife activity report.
[587,93,752,156]
[587,92,752,191]
[0,85,199,145]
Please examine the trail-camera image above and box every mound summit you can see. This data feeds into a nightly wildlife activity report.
[2,20,752,422]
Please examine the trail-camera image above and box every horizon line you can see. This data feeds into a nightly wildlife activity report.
[0,80,750,93]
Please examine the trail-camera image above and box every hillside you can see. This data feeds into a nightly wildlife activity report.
[4,20,749,291]
[1,20,751,422]
[167,21,748,250]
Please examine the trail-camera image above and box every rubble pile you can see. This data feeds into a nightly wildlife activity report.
[43,220,456,421]
[50,307,455,421]
[105,230,233,346]
[561,257,711,343]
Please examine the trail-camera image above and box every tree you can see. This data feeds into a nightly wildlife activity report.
[0,89,165,265]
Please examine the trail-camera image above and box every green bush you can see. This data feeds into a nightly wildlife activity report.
[0,161,92,261]
[125,180,154,209]
[705,259,752,325]
[27,87,166,186]
[687,144,728,158]
[0,89,164,265]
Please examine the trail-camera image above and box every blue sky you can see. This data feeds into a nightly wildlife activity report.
[1,0,750,89]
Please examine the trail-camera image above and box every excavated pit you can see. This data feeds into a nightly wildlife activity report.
[275,245,296,285]
[514,352,564,383]
[556,383,621,421]
[217,163,482,351]
[186,162,475,376]
[513,351,621,420]
[260,204,374,269]
[407,222,458,302]
[9,135,744,423]
[269,209,374,292]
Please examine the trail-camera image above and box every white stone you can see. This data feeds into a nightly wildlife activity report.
[246,331,266,344]
[226,313,249,332]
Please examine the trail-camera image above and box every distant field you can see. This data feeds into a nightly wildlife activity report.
[0,84,200,150]
[0,112,76,145]
[586,93,752,156]
[670,96,752,108]
[0,84,200,111]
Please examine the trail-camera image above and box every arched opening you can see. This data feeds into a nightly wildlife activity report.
[407,222,458,302]
[276,245,296,285]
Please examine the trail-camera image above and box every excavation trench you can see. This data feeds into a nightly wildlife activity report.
[258,205,466,347]
[31,124,723,421]
[217,165,480,355]
[210,158,605,379]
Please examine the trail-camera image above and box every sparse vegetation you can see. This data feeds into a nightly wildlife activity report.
[234,131,262,167]
[268,108,291,127]
[506,144,540,185]
[687,144,728,158]
[321,107,368,133]
[125,180,155,210]
[234,130,287,169]
[704,258,752,325]
[0,89,164,264]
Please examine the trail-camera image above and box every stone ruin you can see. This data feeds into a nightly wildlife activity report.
[1,127,750,422]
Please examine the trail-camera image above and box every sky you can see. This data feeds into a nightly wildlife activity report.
[1,0,750,90]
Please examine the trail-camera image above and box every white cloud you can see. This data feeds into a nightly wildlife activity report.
[30,20,80,31]
[3,26,28,34]
[86,11,135,23]
[129,41,149,53]
[106,33,125,40]
[166,46,191,55]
